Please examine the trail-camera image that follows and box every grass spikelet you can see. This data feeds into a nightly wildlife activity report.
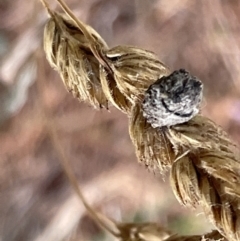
[129,102,175,172]
[130,72,240,240]
[167,116,240,240]
[43,12,109,108]
[99,66,132,113]
[99,46,170,113]
[103,45,170,104]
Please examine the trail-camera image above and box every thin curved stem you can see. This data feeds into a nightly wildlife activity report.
[55,0,112,72]
[38,0,55,17]
[36,50,120,238]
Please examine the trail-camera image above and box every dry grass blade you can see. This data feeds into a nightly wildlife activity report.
[54,0,112,70]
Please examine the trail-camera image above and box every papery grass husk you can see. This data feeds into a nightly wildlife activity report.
[99,65,132,113]
[41,1,240,240]
[99,46,170,114]
[130,103,240,240]
[43,13,171,113]
[129,102,175,173]
[43,12,108,108]
[167,116,240,241]
[104,45,170,103]
[167,115,238,152]
[170,151,240,241]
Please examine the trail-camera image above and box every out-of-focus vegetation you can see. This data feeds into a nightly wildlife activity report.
[0,0,240,240]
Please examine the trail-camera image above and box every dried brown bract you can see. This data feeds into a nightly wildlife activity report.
[101,46,170,108]
[130,98,240,240]
[99,45,170,114]
[99,65,132,113]
[168,115,240,240]
[41,0,240,240]
[43,1,170,113]
[43,12,108,108]
[129,102,175,173]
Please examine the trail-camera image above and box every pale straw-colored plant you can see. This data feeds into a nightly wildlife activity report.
[39,0,240,240]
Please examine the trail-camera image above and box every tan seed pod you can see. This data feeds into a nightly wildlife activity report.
[170,155,200,208]
[129,102,175,173]
[130,84,240,240]
[170,150,240,241]
[43,12,108,108]
[167,115,239,154]
[100,45,171,112]
[165,116,240,241]
[40,2,240,239]
[99,65,132,113]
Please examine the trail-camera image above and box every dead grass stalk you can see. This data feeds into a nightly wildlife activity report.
[40,0,240,240]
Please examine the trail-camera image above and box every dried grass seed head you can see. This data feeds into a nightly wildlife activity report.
[168,115,239,153]
[129,102,175,172]
[170,150,240,241]
[41,3,240,240]
[102,45,171,106]
[130,87,240,240]
[166,115,240,241]
[99,65,132,113]
[142,69,203,128]
[43,12,108,108]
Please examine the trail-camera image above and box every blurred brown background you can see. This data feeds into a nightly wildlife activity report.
[0,0,240,240]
